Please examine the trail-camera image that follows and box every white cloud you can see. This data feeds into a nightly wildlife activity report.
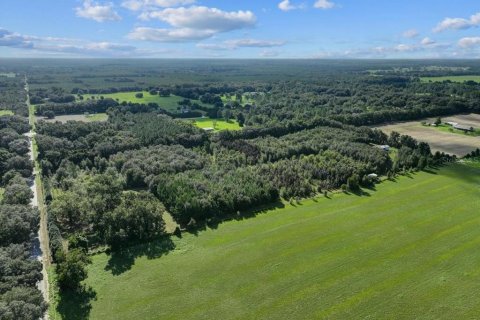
[75,0,121,22]
[121,0,195,11]
[198,38,286,50]
[402,29,419,38]
[0,28,173,57]
[314,0,335,9]
[434,12,480,32]
[395,44,415,52]
[140,6,256,31]
[278,0,300,12]
[458,37,480,48]
[421,37,435,46]
[260,50,280,57]
[128,27,214,42]
[131,6,256,42]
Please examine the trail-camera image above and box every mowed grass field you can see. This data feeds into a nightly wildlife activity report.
[184,118,242,131]
[420,75,480,83]
[54,162,480,320]
[84,91,211,113]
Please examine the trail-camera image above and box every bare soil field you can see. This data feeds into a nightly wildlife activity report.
[376,114,480,156]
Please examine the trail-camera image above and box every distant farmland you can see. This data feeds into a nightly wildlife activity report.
[420,75,480,83]
[52,162,480,320]
[376,114,480,156]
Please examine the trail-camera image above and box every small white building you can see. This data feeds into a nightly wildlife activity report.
[202,127,215,132]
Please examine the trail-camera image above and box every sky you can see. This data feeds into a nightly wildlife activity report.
[0,0,480,58]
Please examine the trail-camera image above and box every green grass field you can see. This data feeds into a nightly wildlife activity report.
[83,92,211,113]
[420,75,480,83]
[432,124,480,137]
[49,162,480,319]
[184,118,241,131]
[85,113,108,122]
[0,110,14,116]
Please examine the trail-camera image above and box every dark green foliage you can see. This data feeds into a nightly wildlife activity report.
[0,205,38,246]
[56,249,91,291]
[103,191,165,247]
[0,287,47,320]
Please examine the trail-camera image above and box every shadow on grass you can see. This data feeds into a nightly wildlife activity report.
[105,236,175,276]
[186,200,285,236]
[56,285,97,320]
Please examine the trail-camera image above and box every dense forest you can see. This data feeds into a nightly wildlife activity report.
[0,115,46,320]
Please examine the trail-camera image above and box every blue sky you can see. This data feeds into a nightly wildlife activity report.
[0,0,479,58]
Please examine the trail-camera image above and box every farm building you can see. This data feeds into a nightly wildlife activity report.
[202,127,214,132]
[453,124,474,132]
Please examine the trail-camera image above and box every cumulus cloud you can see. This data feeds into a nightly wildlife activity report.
[0,29,34,49]
[128,27,214,42]
[121,0,195,11]
[458,37,480,48]
[421,37,435,46]
[434,12,480,32]
[314,0,335,9]
[402,29,419,38]
[278,0,301,12]
[75,0,121,22]
[198,38,286,50]
[130,6,256,42]
[0,28,169,57]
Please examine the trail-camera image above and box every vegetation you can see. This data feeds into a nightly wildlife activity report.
[1,60,479,319]
[46,162,480,319]
[420,75,480,83]
[186,118,241,131]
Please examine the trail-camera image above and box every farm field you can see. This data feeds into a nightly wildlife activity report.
[375,115,480,156]
[50,162,480,320]
[84,91,211,113]
[37,113,108,123]
[184,117,241,131]
[0,110,13,116]
[420,75,480,83]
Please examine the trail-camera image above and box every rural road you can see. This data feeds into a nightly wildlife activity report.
[25,77,50,319]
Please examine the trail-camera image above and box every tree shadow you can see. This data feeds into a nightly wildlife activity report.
[105,236,176,276]
[56,285,97,320]
[185,200,286,236]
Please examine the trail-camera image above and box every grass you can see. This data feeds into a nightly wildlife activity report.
[0,110,14,116]
[420,75,480,83]
[432,124,480,137]
[50,162,480,319]
[184,118,242,131]
[85,113,108,122]
[83,92,211,113]
[0,187,4,202]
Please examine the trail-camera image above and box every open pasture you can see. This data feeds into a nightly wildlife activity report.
[37,113,108,123]
[84,91,211,113]
[0,110,14,116]
[376,116,480,156]
[420,75,480,83]
[50,162,480,320]
[184,117,241,131]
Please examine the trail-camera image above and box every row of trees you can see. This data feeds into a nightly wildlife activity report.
[0,115,47,320]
